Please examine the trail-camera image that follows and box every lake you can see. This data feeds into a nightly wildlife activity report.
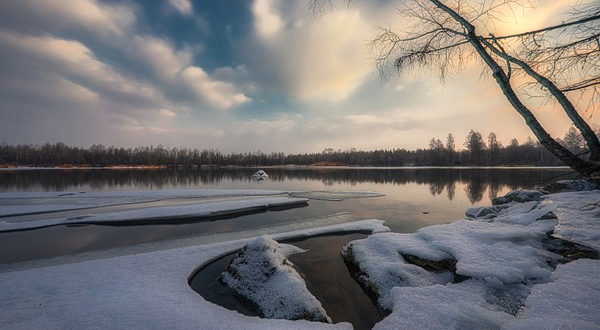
[0,167,575,264]
[0,167,576,329]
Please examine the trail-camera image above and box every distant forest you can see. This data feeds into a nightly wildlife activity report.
[0,127,596,167]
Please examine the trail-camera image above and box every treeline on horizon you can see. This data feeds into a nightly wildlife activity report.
[0,127,593,167]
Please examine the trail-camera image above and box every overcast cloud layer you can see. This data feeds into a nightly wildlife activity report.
[0,0,597,153]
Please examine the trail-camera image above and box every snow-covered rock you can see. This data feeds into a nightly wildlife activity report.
[542,179,600,193]
[220,235,331,323]
[251,170,269,181]
[466,206,500,219]
[492,190,545,205]
[342,218,558,310]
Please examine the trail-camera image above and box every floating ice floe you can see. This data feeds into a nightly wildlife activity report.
[0,197,308,232]
[289,191,385,201]
[220,235,331,323]
[0,189,287,217]
[0,218,389,330]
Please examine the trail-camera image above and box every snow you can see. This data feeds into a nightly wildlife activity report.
[492,190,545,205]
[0,189,288,217]
[504,259,600,330]
[0,188,386,217]
[544,190,600,250]
[0,219,389,330]
[289,190,385,201]
[0,197,309,232]
[220,235,331,322]
[251,170,269,181]
[343,218,558,309]
[374,280,513,330]
[542,179,600,193]
[344,183,600,328]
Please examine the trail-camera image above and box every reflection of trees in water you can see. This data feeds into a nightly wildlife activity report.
[446,181,456,201]
[0,168,576,203]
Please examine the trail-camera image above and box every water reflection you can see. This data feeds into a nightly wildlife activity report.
[0,167,576,204]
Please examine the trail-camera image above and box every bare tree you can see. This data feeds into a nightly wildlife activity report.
[312,0,600,180]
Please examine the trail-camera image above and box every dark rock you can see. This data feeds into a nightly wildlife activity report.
[492,190,545,205]
[542,180,600,193]
[542,237,600,266]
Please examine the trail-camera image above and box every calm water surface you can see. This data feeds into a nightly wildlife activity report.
[0,167,575,264]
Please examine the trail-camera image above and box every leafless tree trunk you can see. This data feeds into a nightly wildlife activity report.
[312,0,600,180]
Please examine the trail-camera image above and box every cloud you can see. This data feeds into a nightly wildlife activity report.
[246,0,376,101]
[167,0,194,16]
[252,0,285,39]
[0,0,135,40]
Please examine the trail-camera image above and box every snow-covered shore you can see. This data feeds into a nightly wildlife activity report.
[344,180,600,329]
[0,218,388,330]
[0,181,598,329]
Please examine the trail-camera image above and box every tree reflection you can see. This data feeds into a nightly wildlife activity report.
[0,168,575,204]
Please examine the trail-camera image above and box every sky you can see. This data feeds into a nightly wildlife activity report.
[0,0,597,153]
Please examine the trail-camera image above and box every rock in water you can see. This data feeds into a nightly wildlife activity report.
[251,170,269,181]
[220,235,331,323]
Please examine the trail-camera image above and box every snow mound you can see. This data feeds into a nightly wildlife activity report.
[492,190,545,205]
[289,191,385,201]
[542,179,600,193]
[504,259,600,330]
[374,280,513,330]
[220,235,331,323]
[0,197,309,232]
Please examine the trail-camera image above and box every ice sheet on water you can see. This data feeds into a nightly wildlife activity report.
[0,189,288,217]
[0,197,308,232]
[289,190,385,201]
[220,235,331,322]
[0,218,389,330]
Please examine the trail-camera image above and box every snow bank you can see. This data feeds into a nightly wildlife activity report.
[504,259,600,330]
[0,219,389,330]
[345,182,599,328]
[374,280,513,330]
[0,197,308,232]
[342,218,557,310]
[289,191,385,201]
[221,235,330,322]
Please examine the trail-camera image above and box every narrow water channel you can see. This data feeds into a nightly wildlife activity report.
[189,232,387,330]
